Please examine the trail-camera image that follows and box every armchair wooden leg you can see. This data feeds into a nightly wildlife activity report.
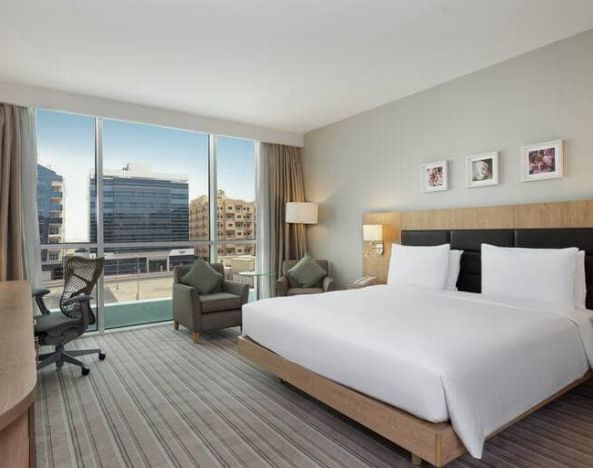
[192,332,200,344]
[173,321,179,330]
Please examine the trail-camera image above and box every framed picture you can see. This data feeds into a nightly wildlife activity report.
[521,140,563,182]
[466,152,499,188]
[422,160,448,192]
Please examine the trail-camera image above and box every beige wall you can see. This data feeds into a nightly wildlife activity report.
[303,29,593,287]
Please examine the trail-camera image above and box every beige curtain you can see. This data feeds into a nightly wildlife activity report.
[265,143,307,280]
[0,104,24,281]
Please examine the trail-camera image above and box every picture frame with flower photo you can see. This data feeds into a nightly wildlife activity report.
[422,160,448,192]
[466,151,499,188]
[521,140,563,182]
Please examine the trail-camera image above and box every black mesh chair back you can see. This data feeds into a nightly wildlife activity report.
[60,256,105,326]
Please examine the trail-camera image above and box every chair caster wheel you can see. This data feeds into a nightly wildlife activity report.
[82,368,90,376]
[99,352,106,361]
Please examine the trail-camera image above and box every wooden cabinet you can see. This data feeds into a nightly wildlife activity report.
[0,281,36,468]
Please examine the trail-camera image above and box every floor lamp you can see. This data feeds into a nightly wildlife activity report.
[285,202,318,257]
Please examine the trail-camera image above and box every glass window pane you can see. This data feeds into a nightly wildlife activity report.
[218,242,257,303]
[101,119,209,243]
[103,245,208,329]
[216,136,256,301]
[101,118,210,329]
[36,110,96,244]
[215,136,256,242]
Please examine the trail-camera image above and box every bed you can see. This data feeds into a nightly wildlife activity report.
[242,286,593,463]
[239,201,593,466]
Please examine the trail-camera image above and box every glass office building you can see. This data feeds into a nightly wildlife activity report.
[38,164,64,245]
[90,163,189,243]
[37,164,64,278]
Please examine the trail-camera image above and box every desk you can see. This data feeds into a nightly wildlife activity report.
[0,281,36,468]
[238,271,274,300]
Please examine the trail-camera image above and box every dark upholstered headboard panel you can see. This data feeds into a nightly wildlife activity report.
[402,228,593,309]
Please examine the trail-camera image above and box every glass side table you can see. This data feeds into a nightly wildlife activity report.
[238,271,275,301]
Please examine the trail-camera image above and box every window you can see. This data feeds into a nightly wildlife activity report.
[36,110,95,283]
[36,110,257,331]
[100,119,210,328]
[215,136,256,287]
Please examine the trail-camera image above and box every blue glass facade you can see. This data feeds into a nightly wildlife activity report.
[90,174,189,243]
[37,164,64,257]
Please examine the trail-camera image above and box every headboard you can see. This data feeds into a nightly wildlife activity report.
[402,228,593,309]
[362,200,593,309]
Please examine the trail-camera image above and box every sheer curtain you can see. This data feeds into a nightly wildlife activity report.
[257,142,306,297]
[20,108,41,287]
[0,103,40,285]
[255,143,272,298]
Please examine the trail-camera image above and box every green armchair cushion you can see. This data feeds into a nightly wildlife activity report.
[286,288,324,296]
[287,254,327,288]
[181,259,223,294]
[199,292,242,313]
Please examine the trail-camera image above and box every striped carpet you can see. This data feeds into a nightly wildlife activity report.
[36,325,593,468]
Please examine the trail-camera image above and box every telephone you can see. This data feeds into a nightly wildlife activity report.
[349,276,377,288]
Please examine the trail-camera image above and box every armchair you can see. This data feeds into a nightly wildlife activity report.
[172,262,250,343]
[277,259,336,296]
[34,256,106,376]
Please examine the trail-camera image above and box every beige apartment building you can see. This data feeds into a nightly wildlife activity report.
[189,189,255,259]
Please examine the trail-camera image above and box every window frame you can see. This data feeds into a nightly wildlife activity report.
[37,111,257,332]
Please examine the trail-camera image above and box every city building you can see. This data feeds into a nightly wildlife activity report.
[89,163,190,278]
[189,189,255,258]
[37,164,64,279]
[90,163,189,243]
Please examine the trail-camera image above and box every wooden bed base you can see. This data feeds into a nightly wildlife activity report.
[238,336,592,467]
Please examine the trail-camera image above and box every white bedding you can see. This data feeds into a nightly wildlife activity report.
[242,285,593,458]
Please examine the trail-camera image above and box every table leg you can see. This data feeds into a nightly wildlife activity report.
[254,275,260,301]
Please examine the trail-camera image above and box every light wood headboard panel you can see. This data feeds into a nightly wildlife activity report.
[362,212,401,283]
[363,199,593,283]
[401,205,514,230]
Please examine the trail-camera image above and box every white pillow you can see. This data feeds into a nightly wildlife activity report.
[575,251,587,308]
[388,244,451,290]
[481,244,578,307]
[447,250,463,290]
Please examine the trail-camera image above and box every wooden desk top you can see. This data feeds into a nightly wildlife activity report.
[0,281,36,432]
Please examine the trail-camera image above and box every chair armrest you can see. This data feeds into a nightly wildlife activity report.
[277,276,289,296]
[222,281,250,304]
[32,288,50,297]
[32,288,52,315]
[172,283,202,330]
[323,276,336,292]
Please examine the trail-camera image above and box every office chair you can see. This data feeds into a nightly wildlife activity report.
[33,256,106,376]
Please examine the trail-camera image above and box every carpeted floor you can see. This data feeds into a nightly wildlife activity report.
[36,325,593,468]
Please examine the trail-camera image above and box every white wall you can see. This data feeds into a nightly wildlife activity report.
[303,29,593,287]
[0,81,303,147]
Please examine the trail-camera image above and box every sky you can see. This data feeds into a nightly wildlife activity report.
[36,109,255,242]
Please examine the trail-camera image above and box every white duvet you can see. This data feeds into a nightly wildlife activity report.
[242,285,593,458]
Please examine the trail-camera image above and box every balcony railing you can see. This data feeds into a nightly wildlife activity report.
[40,239,256,330]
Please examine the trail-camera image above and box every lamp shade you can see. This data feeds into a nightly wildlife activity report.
[285,202,318,224]
[363,224,383,242]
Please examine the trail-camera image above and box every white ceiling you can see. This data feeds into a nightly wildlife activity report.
[1,0,593,134]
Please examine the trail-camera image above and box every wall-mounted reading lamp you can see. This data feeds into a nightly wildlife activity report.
[363,224,384,256]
